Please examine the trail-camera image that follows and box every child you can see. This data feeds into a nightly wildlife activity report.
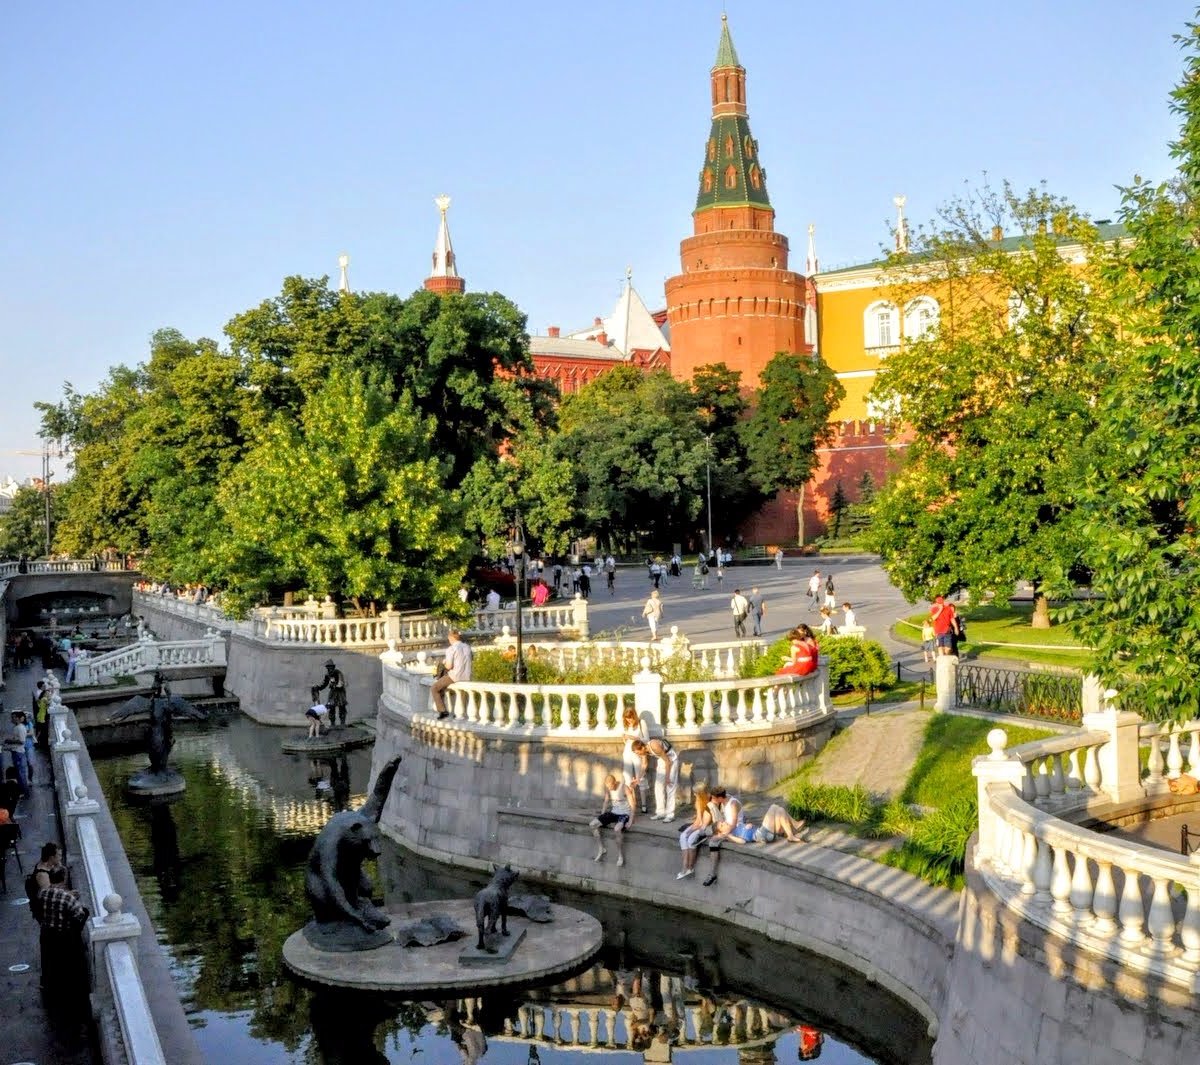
[590,773,637,866]
[841,602,857,630]
[921,618,936,664]
[817,607,838,635]
[305,701,330,740]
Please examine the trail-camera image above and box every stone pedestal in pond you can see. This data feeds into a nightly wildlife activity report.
[125,767,187,797]
[280,727,375,755]
[282,899,601,992]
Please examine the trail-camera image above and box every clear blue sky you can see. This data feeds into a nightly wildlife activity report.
[1,1,1193,481]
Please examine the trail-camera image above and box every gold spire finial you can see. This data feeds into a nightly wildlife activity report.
[435,194,451,215]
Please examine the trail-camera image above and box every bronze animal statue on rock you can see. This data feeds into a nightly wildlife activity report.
[303,756,401,952]
[474,865,519,952]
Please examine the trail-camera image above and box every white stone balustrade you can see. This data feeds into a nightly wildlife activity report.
[380,651,831,739]
[263,615,392,645]
[0,558,127,577]
[472,595,590,639]
[74,631,227,685]
[974,725,1200,993]
[1141,719,1200,791]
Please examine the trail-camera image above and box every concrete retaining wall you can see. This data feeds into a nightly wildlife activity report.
[136,599,382,726]
[933,846,1200,1065]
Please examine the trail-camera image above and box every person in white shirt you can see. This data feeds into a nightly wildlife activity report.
[484,588,501,612]
[842,602,857,630]
[807,570,821,609]
[774,548,784,570]
[432,630,473,719]
[730,589,751,638]
[642,590,663,639]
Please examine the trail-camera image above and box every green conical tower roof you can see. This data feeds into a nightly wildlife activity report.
[713,13,740,69]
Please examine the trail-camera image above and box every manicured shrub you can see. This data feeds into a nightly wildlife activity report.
[822,636,893,693]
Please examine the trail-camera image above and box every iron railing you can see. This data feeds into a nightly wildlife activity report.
[955,663,1082,723]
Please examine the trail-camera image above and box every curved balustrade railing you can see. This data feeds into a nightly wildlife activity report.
[134,590,588,649]
[512,630,763,680]
[974,725,1200,993]
[74,633,227,686]
[381,653,831,739]
[1141,720,1200,791]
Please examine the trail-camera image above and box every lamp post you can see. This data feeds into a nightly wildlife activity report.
[704,434,714,556]
[511,509,528,683]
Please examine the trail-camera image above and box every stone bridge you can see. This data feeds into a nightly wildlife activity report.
[0,560,139,625]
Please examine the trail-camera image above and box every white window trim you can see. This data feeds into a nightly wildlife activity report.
[863,300,899,354]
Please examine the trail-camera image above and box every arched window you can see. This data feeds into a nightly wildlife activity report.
[724,165,738,189]
[903,296,939,341]
[707,138,716,162]
[864,300,899,350]
[703,168,714,192]
[749,164,761,190]
[744,135,754,158]
[725,134,734,156]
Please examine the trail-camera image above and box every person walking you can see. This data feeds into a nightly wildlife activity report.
[692,556,708,590]
[431,629,473,719]
[748,587,766,637]
[579,563,593,599]
[774,547,784,570]
[824,574,837,610]
[930,596,958,656]
[642,590,664,640]
[5,710,30,798]
[730,588,750,639]
[807,570,821,609]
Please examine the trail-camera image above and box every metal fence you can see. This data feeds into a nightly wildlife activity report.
[955,663,1082,723]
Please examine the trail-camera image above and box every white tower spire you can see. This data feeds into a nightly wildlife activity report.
[430,194,458,278]
[337,252,350,293]
[806,223,818,275]
[893,195,909,253]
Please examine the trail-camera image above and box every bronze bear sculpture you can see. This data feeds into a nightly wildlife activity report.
[303,756,401,952]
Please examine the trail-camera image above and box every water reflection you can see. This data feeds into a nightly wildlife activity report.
[93,716,926,1064]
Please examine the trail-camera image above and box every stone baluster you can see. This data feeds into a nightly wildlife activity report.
[1019,830,1038,896]
[1188,729,1200,775]
[1020,762,1037,803]
[1091,860,1118,933]
[1050,844,1073,914]
[1167,729,1185,780]
[533,1007,547,1039]
[1181,865,1200,964]
[601,1008,617,1046]
[1117,867,1147,944]
[685,691,699,729]
[1033,759,1052,803]
[1146,732,1165,788]
[1146,876,1179,955]
[566,1008,581,1044]
[1083,744,1102,791]
[1049,753,1066,796]
[1032,838,1053,900]
[1068,848,1095,916]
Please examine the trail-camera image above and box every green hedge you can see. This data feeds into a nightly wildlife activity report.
[740,634,893,694]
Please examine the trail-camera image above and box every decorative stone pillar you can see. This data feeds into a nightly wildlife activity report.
[972,728,1026,864]
[1081,673,1104,717]
[933,654,958,712]
[1082,695,1146,803]
[633,657,664,731]
[572,593,590,638]
[320,596,337,620]
[382,605,401,645]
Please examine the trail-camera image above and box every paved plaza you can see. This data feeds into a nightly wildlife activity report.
[581,556,928,669]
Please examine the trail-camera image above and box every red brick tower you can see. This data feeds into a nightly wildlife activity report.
[424,194,465,295]
[664,15,809,386]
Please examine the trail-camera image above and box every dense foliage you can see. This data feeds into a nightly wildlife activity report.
[0,483,56,558]
[866,183,1128,626]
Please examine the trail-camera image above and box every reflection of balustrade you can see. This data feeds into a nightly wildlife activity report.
[973,718,1200,993]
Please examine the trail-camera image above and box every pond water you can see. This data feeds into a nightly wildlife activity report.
[92,716,933,1064]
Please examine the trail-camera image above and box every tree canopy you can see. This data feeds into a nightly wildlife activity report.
[864,183,1128,625]
[0,484,55,559]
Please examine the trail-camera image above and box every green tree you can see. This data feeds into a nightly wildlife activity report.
[39,367,150,556]
[0,484,56,558]
[690,362,762,543]
[828,481,849,539]
[846,471,876,538]
[553,367,709,550]
[216,369,467,616]
[1064,22,1200,720]
[866,183,1128,626]
[741,353,844,545]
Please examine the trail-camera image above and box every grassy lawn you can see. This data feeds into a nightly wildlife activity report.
[785,712,1056,889]
[893,602,1094,670]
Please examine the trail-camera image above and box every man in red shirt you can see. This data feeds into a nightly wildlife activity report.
[930,596,958,656]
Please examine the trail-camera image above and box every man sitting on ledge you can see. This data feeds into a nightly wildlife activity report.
[432,630,473,720]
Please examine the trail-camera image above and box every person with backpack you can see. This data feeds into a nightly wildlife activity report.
[824,574,837,610]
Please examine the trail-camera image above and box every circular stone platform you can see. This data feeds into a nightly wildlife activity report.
[281,728,375,755]
[283,899,602,993]
[125,768,186,797]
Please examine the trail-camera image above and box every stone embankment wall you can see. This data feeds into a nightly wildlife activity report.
[933,851,1200,1065]
[135,599,382,725]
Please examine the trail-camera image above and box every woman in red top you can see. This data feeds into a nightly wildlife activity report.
[778,624,819,676]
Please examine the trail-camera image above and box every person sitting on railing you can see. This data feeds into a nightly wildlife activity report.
[590,772,637,866]
[676,785,714,879]
[432,629,473,720]
[776,626,818,677]
[701,787,745,886]
[531,579,550,607]
[36,864,89,994]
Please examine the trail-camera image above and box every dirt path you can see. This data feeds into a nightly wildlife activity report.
[801,708,930,800]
